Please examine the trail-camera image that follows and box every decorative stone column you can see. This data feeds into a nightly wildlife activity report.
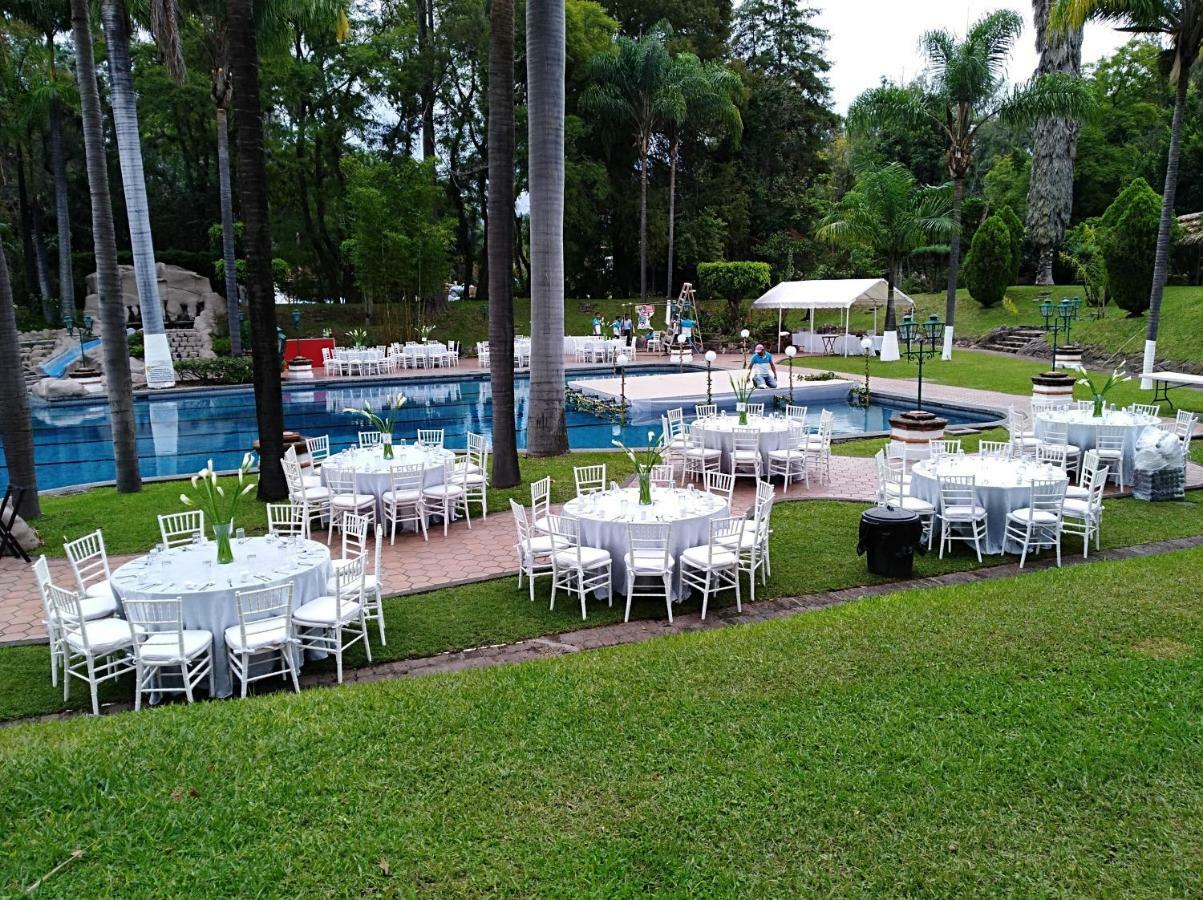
[1054,345,1083,369]
[286,357,314,381]
[1031,370,1075,405]
[889,409,947,461]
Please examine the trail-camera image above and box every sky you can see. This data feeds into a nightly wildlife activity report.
[812,1,1138,113]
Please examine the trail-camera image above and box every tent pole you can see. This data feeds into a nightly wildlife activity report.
[843,307,850,356]
[777,309,783,353]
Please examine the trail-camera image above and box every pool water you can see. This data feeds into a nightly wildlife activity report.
[10,368,996,490]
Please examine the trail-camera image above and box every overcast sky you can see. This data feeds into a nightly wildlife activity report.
[813,1,1137,113]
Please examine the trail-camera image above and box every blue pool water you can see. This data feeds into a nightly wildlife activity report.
[8,367,996,490]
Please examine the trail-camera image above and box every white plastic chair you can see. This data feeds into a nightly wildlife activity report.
[158,510,205,549]
[704,470,736,507]
[46,583,135,715]
[1062,461,1109,557]
[649,464,676,488]
[331,512,370,578]
[766,425,807,493]
[227,583,300,697]
[124,597,215,711]
[360,525,386,646]
[325,466,376,543]
[977,440,1013,459]
[266,501,308,539]
[417,429,445,449]
[803,411,834,484]
[1127,403,1160,419]
[510,500,554,603]
[935,474,988,562]
[694,404,717,419]
[681,423,721,485]
[358,430,383,448]
[623,522,675,623]
[1094,423,1127,489]
[293,554,371,684]
[454,444,489,520]
[382,463,428,543]
[1039,421,1081,476]
[63,530,118,607]
[744,403,765,417]
[422,458,471,537]
[546,515,611,620]
[679,516,743,620]
[784,404,808,428]
[730,427,762,482]
[574,464,607,497]
[929,439,963,459]
[530,476,552,534]
[32,557,64,687]
[1004,478,1066,568]
[283,448,331,535]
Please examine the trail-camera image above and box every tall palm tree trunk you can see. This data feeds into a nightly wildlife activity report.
[525,0,568,456]
[100,0,177,388]
[666,139,677,299]
[0,238,41,518]
[1140,73,1188,388]
[48,83,75,323]
[639,141,648,303]
[214,78,242,356]
[227,0,287,500]
[71,0,142,494]
[941,175,965,360]
[14,147,54,322]
[488,0,520,487]
[30,206,54,317]
[881,259,901,362]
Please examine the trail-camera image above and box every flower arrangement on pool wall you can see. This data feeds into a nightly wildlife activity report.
[565,386,630,424]
[179,453,258,564]
[343,393,408,458]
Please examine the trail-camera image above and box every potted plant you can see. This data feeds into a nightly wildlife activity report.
[178,453,258,564]
[346,328,368,349]
[343,393,408,458]
[612,431,665,506]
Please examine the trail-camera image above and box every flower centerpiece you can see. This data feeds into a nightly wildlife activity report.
[179,453,258,564]
[346,328,368,349]
[419,323,436,343]
[343,393,408,459]
[1075,366,1130,417]
[729,372,755,425]
[613,431,665,506]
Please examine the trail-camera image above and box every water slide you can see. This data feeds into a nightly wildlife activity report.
[39,339,102,379]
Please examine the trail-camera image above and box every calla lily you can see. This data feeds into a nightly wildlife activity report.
[180,494,192,505]
[215,486,225,497]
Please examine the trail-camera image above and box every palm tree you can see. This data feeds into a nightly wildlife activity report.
[99,0,178,388]
[0,236,41,519]
[581,30,680,304]
[1053,0,1202,386]
[69,0,142,493]
[1028,0,1083,285]
[818,163,957,362]
[525,0,568,456]
[847,9,1091,359]
[663,53,742,298]
[226,0,287,499]
[488,0,520,486]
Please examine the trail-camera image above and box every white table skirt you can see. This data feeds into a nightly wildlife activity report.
[110,536,332,698]
[791,332,881,355]
[910,458,1068,555]
[695,415,795,471]
[322,446,453,520]
[562,487,729,600]
[1034,409,1156,476]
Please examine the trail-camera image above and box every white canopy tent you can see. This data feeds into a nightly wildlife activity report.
[750,278,914,358]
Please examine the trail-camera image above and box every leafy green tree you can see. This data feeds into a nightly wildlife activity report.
[997,204,1025,282]
[847,9,1092,358]
[963,214,1013,308]
[1054,0,1203,381]
[697,261,771,320]
[983,149,1031,220]
[1099,177,1164,316]
[1061,221,1108,314]
[818,163,956,361]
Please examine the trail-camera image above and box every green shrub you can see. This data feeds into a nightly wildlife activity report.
[1099,177,1162,317]
[697,261,771,319]
[963,214,1012,308]
[174,357,254,384]
[997,205,1024,282]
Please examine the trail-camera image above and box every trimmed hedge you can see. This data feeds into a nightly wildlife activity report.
[697,261,771,316]
[963,215,1012,308]
[174,357,254,384]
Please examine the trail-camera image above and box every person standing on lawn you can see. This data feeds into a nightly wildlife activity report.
[592,314,603,337]
[748,343,778,389]
[610,316,622,338]
[621,313,633,346]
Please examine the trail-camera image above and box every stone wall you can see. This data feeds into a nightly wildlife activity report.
[167,329,214,360]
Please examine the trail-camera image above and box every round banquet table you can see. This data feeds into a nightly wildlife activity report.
[562,486,730,601]
[321,445,454,520]
[1034,407,1157,476]
[909,456,1069,556]
[693,414,795,472]
[110,536,332,698]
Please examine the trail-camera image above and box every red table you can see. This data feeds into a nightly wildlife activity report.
[284,338,336,368]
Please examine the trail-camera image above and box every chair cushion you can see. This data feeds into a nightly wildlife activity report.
[423,484,465,499]
[552,546,611,569]
[1007,507,1059,525]
[293,595,363,626]
[1061,498,1094,517]
[680,545,738,568]
[331,493,374,509]
[137,629,212,662]
[522,535,556,555]
[331,557,364,572]
[382,489,422,504]
[456,473,486,487]
[64,617,134,655]
[1095,448,1123,459]
[731,450,760,462]
[84,579,116,602]
[716,530,759,551]
[59,592,118,621]
[767,448,802,460]
[685,448,720,458]
[1064,484,1089,499]
[298,486,331,501]
[302,474,323,490]
[625,549,673,574]
[889,495,934,514]
[942,504,986,519]
[224,617,291,653]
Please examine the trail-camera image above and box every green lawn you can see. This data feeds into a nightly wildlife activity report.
[7,490,1203,722]
[4,546,1203,894]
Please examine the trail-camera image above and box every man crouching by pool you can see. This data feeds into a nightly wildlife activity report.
[747,343,778,389]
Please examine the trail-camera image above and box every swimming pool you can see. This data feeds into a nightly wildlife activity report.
[10,367,998,490]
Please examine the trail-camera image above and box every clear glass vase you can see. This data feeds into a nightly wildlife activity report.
[382,433,395,459]
[736,402,748,426]
[213,521,235,565]
[1092,395,1104,417]
[637,471,653,505]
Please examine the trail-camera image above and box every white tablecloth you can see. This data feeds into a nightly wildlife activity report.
[694,414,795,471]
[791,333,881,355]
[909,457,1068,555]
[1034,408,1156,475]
[110,536,332,698]
[562,487,729,600]
[322,445,454,519]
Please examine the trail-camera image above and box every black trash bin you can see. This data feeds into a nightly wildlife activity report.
[857,506,924,577]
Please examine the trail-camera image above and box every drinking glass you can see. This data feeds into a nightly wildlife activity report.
[236,527,246,543]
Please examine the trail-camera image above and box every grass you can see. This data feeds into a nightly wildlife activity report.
[4,546,1203,894]
[6,489,1203,722]
[833,426,1011,458]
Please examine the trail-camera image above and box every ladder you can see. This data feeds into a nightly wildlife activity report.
[669,283,703,352]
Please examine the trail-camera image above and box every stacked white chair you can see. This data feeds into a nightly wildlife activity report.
[510,500,555,603]
[422,458,471,537]
[1094,423,1128,489]
[158,511,205,549]
[324,466,376,542]
[382,463,428,543]
[124,597,215,711]
[227,583,301,697]
[679,517,743,620]
[1062,460,1109,557]
[546,515,612,620]
[623,522,675,623]
[766,425,808,493]
[1004,478,1066,568]
[293,554,371,685]
[574,464,607,497]
[730,427,763,482]
[63,530,119,609]
[935,474,988,562]
[45,582,135,715]
[803,411,834,484]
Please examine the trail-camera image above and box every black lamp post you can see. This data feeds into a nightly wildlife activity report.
[784,344,797,403]
[1036,295,1080,370]
[898,312,943,412]
[704,350,716,405]
[62,312,96,372]
[615,352,629,424]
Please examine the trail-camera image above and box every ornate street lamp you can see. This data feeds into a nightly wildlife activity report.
[62,312,97,375]
[704,349,717,405]
[898,312,943,412]
[784,344,797,402]
[1036,295,1080,370]
[739,328,750,366]
[615,353,628,423]
[676,332,688,373]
